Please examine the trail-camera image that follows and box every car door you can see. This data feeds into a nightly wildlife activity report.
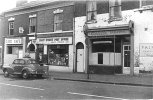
[13,59,25,73]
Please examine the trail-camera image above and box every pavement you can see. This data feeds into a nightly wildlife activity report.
[0,69,153,87]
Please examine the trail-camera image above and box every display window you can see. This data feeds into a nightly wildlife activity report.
[48,45,69,66]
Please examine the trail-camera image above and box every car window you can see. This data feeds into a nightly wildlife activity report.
[13,59,20,64]
[27,59,37,64]
[19,59,25,64]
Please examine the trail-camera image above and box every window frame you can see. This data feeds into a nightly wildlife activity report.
[9,21,14,35]
[54,12,63,32]
[109,0,122,22]
[86,1,97,22]
[29,17,36,34]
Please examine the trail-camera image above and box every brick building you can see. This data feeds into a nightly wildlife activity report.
[2,0,76,72]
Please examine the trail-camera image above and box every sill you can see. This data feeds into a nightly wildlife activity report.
[86,20,97,24]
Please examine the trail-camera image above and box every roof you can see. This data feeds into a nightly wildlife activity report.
[4,0,66,13]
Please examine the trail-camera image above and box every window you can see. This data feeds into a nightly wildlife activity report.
[28,44,35,52]
[48,45,69,66]
[109,0,122,21]
[54,13,63,31]
[13,59,20,64]
[29,17,36,33]
[7,46,22,54]
[9,21,14,35]
[87,1,97,21]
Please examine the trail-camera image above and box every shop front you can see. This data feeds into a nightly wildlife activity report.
[85,24,135,74]
[36,36,73,72]
[3,37,26,65]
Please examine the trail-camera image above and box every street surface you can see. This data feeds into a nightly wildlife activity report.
[0,75,152,99]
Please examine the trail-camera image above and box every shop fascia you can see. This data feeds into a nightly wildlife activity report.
[36,37,72,44]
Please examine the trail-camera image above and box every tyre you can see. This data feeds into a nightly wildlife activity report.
[22,71,29,79]
[37,74,43,78]
[4,69,9,78]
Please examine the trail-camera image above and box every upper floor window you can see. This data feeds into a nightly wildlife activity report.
[109,0,122,21]
[9,21,14,35]
[54,13,63,31]
[87,1,97,22]
[29,15,36,33]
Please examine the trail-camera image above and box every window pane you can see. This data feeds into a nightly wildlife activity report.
[87,1,97,21]
[109,0,122,20]
[8,46,12,54]
[54,13,63,31]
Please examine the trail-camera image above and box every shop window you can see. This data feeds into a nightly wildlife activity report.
[87,1,97,22]
[92,38,121,53]
[48,45,68,66]
[109,0,122,21]
[54,13,63,31]
[29,17,36,33]
[9,21,14,35]
[7,46,22,54]
[7,46,12,54]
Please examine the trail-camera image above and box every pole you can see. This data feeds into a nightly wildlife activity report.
[87,37,90,79]
[114,35,115,74]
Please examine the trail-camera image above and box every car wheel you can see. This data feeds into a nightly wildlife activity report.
[4,69,9,77]
[22,71,29,79]
[37,74,43,78]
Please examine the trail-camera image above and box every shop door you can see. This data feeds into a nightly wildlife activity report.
[123,45,130,74]
[77,49,84,72]
[18,50,23,58]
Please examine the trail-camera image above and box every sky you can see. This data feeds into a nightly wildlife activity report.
[0,0,34,13]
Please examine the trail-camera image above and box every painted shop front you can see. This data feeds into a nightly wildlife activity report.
[36,36,73,72]
[84,23,136,74]
[3,37,26,65]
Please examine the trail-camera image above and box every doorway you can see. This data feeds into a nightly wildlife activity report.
[76,42,84,73]
[123,45,131,74]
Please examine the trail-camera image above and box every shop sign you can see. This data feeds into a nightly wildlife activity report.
[140,43,153,57]
[37,37,72,44]
[88,30,129,36]
[5,38,22,44]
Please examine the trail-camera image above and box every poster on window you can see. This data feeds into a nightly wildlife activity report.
[140,43,153,57]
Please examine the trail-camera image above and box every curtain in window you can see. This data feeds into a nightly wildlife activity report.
[87,1,97,21]
[30,18,36,26]
[109,0,122,21]
[54,13,63,31]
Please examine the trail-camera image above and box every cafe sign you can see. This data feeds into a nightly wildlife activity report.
[88,30,129,36]
[37,37,72,44]
[140,43,153,57]
[5,38,22,44]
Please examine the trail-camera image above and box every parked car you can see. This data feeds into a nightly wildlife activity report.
[2,58,49,79]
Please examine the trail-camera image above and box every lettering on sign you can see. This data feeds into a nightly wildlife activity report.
[140,43,153,57]
[37,37,72,44]
[88,30,129,36]
[5,38,22,44]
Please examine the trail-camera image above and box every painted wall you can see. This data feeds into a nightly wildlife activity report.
[133,9,153,71]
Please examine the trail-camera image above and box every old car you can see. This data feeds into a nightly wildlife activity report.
[2,58,49,79]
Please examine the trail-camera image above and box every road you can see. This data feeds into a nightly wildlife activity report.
[0,75,152,99]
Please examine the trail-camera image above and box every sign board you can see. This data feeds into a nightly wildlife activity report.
[88,30,129,36]
[5,38,22,44]
[37,37,72,44]
[140,43,153,57]
[19,27,24,33]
